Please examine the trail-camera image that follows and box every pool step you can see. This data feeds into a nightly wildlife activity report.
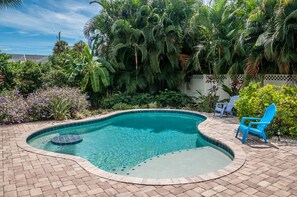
[125,147,232,179]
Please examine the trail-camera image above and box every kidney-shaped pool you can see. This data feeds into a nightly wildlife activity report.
[28,110,233,178]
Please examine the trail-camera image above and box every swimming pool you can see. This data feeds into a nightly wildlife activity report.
[27,110,233,178]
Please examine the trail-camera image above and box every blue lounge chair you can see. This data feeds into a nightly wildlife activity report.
[235,104,277,144]
[214,95,239,118]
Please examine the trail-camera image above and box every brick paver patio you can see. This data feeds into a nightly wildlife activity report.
[1,111,297,197]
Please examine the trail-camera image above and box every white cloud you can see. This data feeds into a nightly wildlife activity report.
[0,0,99,39]
[48,0,100,13]
[2,48,12,51]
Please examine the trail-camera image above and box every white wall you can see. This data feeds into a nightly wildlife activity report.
[180,74,297,100]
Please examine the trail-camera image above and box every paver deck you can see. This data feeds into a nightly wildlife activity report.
[1,111,297,196]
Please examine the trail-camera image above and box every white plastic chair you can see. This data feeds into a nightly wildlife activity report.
[214,95,239,118]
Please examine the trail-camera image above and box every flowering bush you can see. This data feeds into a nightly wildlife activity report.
[27,87,89,120]
[0,90,29,124]
[0,87,89,124]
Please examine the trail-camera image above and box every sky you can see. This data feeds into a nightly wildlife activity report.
[0,0,100,55]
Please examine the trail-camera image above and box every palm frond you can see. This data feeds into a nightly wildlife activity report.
[97,66,110,87]
[0,0,22,9]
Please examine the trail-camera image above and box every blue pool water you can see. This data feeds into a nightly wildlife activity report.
[28,111,231,174]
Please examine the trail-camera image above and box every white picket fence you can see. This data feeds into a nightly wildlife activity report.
[180,74,297,100]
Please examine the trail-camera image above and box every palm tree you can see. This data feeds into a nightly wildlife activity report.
[85,0,195,93]
[53,40,69,55]
[192,0,231,75]
[258,0,297,74]
[73,41,87,54]
[238,0,297,79]
[0,0,22,9]
[192,0,255,76]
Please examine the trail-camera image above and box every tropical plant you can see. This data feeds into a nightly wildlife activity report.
[53,40,69,55]
[194,75,219,112]
[254,0,297,74]
[222,79,242,96]
[235,0,297,81]
[69,36,114,93]
[191,0,257,77]
[49,97,71,120]
[85,0,198,93]
[73,40,87,54]
[49,40,87,87]
[195,90,219,113]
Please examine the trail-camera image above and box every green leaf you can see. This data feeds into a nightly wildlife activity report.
[112,43,130,57]
[99,59,115,73]
[224,47,231,63]
[81,73,89,91]
[97,66,110,87]
[90,67,100,92]
[226,29,236,38]
[136,44,148,62]
[165,25,176,34]
[68,63,84,82]
[84,45,92,62]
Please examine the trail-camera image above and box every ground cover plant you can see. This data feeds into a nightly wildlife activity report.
[235,83,297,137]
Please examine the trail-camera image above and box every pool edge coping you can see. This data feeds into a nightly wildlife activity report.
[16,109,246,186]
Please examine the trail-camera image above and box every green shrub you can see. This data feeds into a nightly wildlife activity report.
[130,93,154,106]
[102,90,194,109]
[0,52,14,91]
[111,103,134,110]
[9,61,46,95]
[194,91,219,113]
[102,92,132,108]
[42,69,70,88]
[155,89,194,108]
[148,102,158,108]
[102,92,154,108]
[235,83,297,137]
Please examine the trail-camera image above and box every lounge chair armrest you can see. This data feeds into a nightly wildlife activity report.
[215,102,227,108]
[248,122,270,128]
[240,117,261,124]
